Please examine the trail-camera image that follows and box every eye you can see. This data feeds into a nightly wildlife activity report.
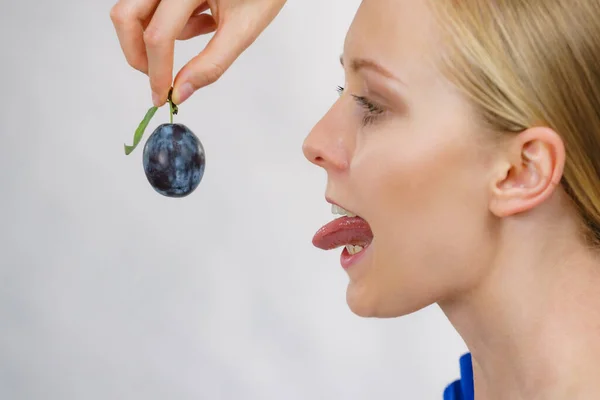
[336,86,385,126]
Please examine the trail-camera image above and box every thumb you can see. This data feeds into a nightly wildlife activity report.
[172,14,256,104]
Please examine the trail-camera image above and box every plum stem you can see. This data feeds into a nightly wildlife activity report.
[168,87,178,124]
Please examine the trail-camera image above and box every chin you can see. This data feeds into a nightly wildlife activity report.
[345,287,396,318]
[345,283,437,318]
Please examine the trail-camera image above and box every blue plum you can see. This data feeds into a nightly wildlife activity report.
[142,123,205,197]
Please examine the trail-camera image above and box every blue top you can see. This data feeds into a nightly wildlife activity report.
[443,353,474,400]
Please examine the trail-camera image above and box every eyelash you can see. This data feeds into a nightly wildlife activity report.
[336,86,384,126]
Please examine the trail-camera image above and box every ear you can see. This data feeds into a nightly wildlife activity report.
[489,126,566,218]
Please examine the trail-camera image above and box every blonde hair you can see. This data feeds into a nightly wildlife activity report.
[430,0,600,245]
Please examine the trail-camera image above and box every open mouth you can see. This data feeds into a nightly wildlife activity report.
[312,203,374,256]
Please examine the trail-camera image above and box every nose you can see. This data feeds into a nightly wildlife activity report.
[302,103,351,172]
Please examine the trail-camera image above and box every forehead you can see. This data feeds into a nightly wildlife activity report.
[344,0,440,80]
[342,0,485,148]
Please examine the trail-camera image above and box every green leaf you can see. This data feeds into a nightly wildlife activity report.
[124,106,158,155]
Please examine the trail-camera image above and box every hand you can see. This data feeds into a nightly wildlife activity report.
[110,0,287,106]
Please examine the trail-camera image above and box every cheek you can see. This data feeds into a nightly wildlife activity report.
[355,126,479,231]
[349,127,492,312]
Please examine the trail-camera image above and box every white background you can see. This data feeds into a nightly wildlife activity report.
[0,1,467,398]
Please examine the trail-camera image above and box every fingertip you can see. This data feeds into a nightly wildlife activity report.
[151,85,170,107]
[152,91,162,107]
[173,82,195,105]
[149,76,173,106]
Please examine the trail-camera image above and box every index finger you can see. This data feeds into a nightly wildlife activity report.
[143,0,203,106]
[110,0,160,74]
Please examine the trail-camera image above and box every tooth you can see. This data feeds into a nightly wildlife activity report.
[331,204,358,217]
[345,244,364,255]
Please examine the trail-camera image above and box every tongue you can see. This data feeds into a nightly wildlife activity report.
[312,216,373,250]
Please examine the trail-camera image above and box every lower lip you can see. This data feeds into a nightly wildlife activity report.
[340,243,371,269]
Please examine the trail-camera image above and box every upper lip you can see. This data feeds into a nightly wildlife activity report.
[326,196,342,209]
[326,196,338,207]
[326,196,360,217]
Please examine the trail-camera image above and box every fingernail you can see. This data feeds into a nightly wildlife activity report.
[152,91,161,107]
[176,82,194,104]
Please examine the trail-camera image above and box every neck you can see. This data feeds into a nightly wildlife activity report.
[440,220,600,399]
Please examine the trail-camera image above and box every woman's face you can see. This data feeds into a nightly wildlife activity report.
[303,0,498,317]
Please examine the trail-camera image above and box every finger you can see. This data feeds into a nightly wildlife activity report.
[177,13,216,40]
[110,0,160,74]
[144,0,201,106]
[141,3,209,30]
[192,2,210,15]
[172,16,256,104]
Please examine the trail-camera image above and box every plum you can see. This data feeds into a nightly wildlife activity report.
[124,88,206,198]
[142,123,205,197]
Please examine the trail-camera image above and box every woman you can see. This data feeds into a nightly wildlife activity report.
[110,0,600,398]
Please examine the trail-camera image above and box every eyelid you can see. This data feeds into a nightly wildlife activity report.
[352,94,384,114]
[336,85,386,126]
[336,86,384,110]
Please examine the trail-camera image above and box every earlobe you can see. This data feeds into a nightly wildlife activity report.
[489,127,565,218]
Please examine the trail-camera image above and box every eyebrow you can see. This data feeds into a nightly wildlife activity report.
[339,54,405,85]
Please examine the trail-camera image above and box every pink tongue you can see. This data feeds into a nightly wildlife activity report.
[312,216,373,250]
